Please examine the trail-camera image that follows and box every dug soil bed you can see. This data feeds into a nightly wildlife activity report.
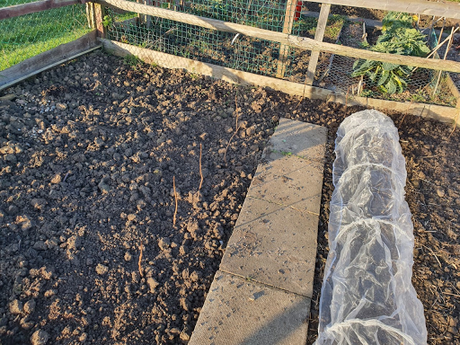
[0,51,459,345]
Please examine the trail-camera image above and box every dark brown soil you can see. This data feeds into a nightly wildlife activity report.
[0,51,459,345]
[0,51,277,345]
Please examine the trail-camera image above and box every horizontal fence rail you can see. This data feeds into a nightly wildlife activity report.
[0,0,83,20]
[316,0,460,20]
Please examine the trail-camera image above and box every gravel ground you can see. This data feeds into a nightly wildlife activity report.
[0,50,459,345]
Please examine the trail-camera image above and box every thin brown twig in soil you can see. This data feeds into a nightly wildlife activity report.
[173,176,178,226]
[400,101,412,126]
[422,244,442,268]
[447,109,459,139]
[295,75,311,110]
[436,285,446,304]
[345,86,350,107]
[138,244,144,277]
[223,94,241,164]
[199,143,203,190]
[442,291,460,298]
[448,122,457,139]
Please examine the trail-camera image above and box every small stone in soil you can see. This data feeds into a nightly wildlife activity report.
[17,215,32,231]
[30,329,49,345]
[33,241,47,251]
[98,181,111,194]
[0,94,16,102]
[180,330,190,341]
[147,277,159,293]
[51,174,61,184]
[9,299,23,314]
[44,290,56,298]
[24,299,36,314]
[158,237,171,251]
[96,264,109,275]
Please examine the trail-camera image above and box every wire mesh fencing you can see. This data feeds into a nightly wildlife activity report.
[0,0,90,71]
[1,0,458,107]
[104,1,459,107]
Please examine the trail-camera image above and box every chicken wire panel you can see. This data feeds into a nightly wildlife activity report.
[105,1,347,81]
[319,55,356,93]
[284,50,341,84]
[104,0,295,78]
[284,13,344,83]
[0,3,91,71]
[319,55,458,107]
[106,7,283,77]
[125,0,288,32]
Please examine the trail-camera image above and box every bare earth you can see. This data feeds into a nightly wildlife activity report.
[0,51,459,345]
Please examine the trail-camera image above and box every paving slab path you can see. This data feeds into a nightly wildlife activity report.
[189,118,328,345]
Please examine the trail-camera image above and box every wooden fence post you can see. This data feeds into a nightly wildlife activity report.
[276,0,298,79]
[88,2,106,38]
[305,3,330,85]
[86,2,96,28]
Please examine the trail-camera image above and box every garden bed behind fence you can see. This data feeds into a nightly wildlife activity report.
[102,1,460,108]
[1,0,460,117]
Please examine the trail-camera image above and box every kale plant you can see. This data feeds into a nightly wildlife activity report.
[352,12,430,94]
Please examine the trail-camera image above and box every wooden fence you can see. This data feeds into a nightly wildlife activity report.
[1,0,460,123]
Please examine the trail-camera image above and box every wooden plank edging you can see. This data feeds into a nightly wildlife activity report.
[100,39,460,124]
[445,74,460,109]
[96,0,460,74]
[0,31,99,91]
[0,0,81,20]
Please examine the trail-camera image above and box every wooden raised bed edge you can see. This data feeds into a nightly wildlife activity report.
[101,38,460,125]
[0,31,100,91]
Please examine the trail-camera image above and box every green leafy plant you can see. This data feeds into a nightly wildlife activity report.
[352,60,413,94]
[281,151,292,157]
[381,12,416,33]
[102,15,113,29]
[123,54,141,67]
[352,12,430,94]
[373,28,430,57]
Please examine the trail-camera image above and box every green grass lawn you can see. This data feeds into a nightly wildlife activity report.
[0,3,91,71]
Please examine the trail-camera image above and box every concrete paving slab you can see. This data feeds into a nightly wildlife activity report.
[220,119,327,297]
[231,191,284,228]
[263,118,327,162]
[220,200,318,298]
[188,270,311,345]
[190,119,327,344]
[248,156,324,216]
